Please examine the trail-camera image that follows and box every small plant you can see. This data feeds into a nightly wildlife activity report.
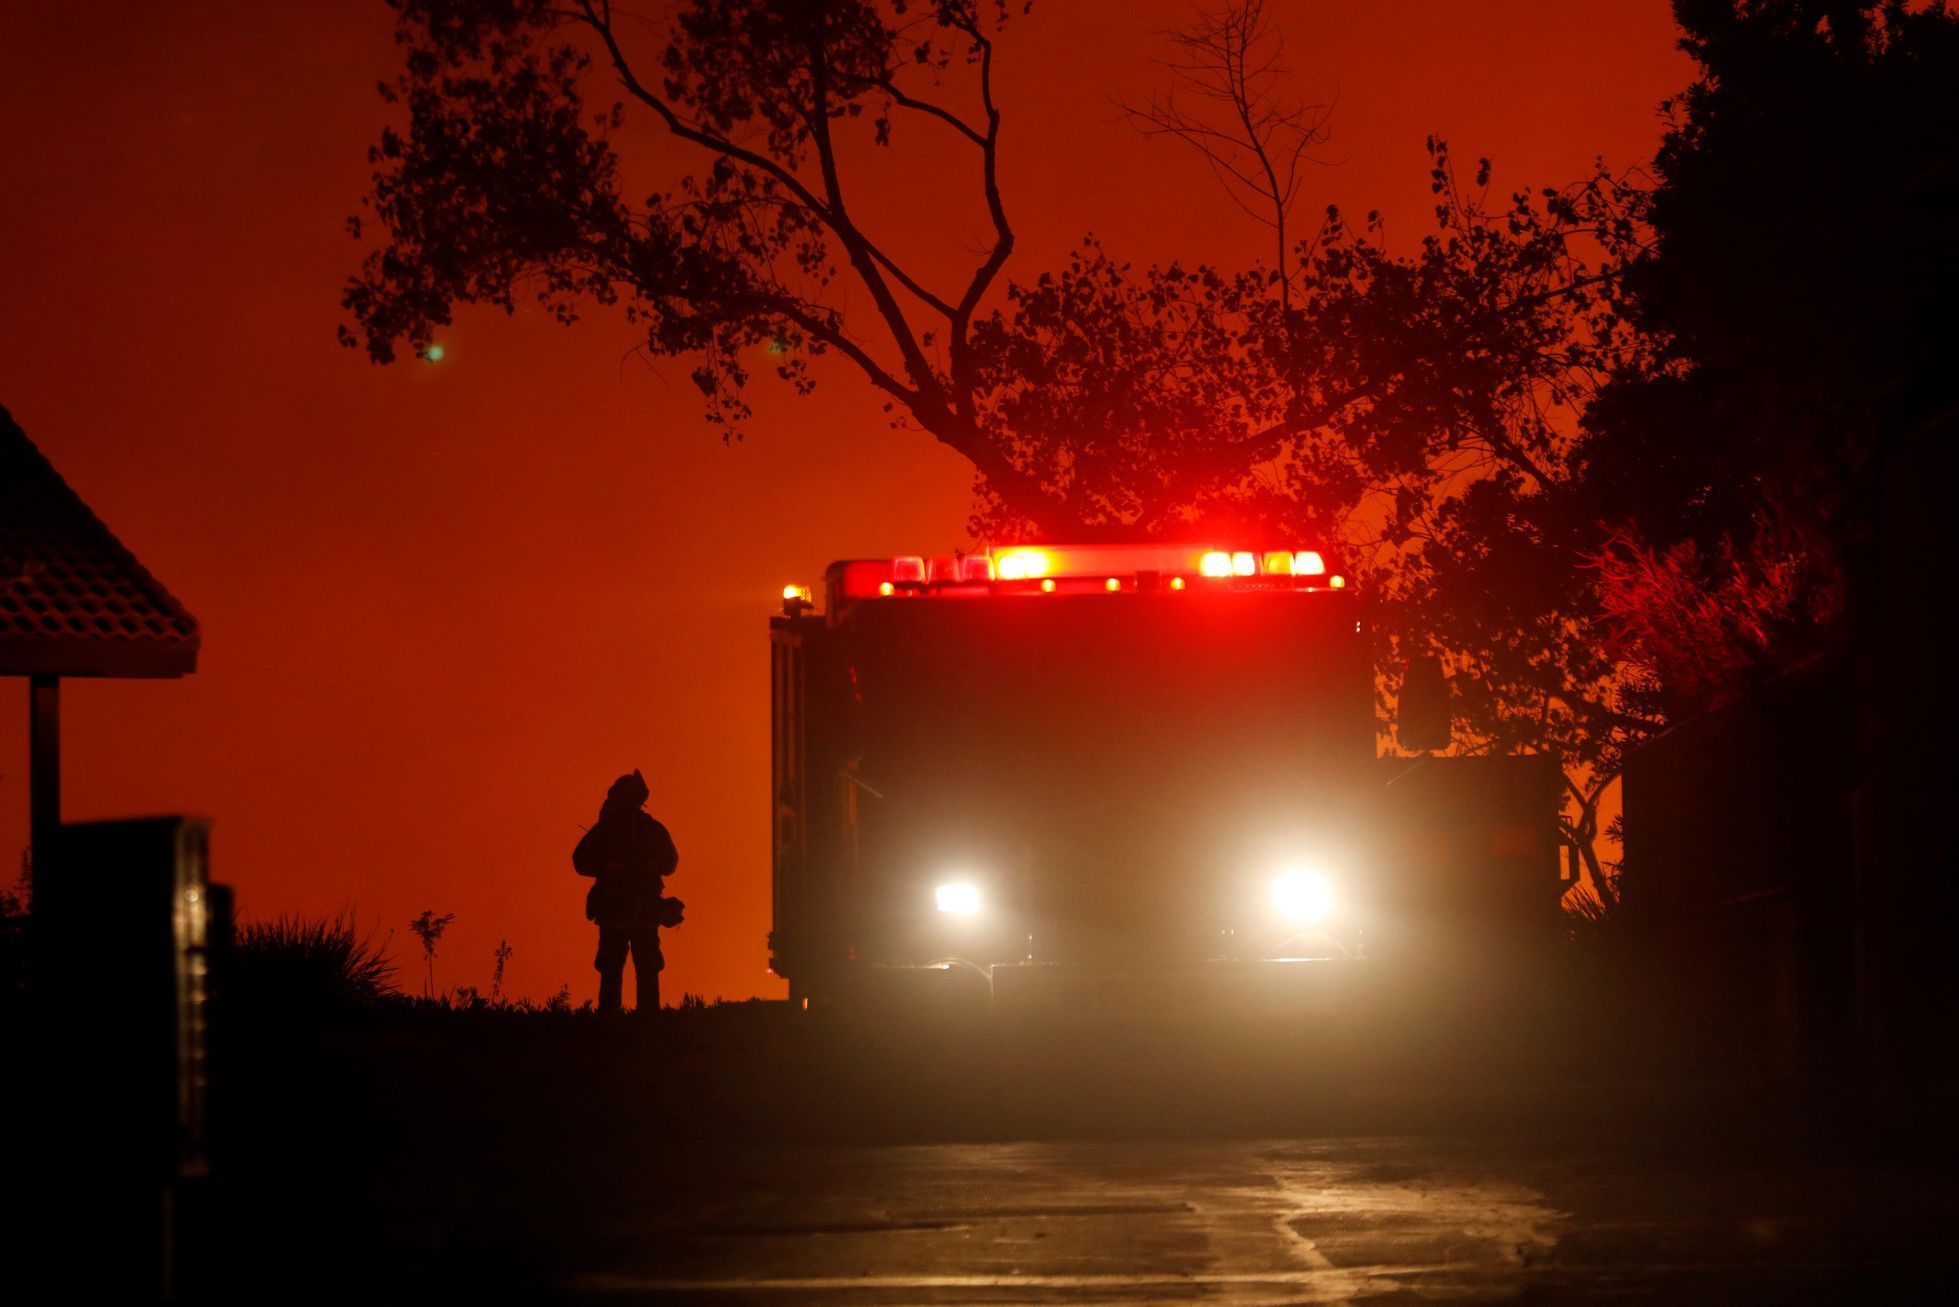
[546,983,572,1014]
[0,855,32,1007]
[408,910,455,999]
[491,939,513,1004]
[1,852,29,918]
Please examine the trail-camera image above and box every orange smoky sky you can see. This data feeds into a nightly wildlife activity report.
[0,2,1688,1004]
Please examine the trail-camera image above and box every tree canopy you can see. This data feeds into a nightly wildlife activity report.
[1583,0,1959,717]
[343,0,1636,550]
[347,0,1091,531]
[345,0,1959,897]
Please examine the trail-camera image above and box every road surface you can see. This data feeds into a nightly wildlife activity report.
[189,1010,1954,1302]
[553,1135,1947,1303]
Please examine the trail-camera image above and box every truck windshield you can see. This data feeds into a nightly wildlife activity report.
[845,591,1372,890]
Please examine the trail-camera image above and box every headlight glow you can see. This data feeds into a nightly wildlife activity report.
[1271,869,1335,924]
[935,882,982,916]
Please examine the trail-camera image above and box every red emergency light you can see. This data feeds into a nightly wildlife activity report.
[821,543,1347,608]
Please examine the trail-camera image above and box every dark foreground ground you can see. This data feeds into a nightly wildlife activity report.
[164,980,1957,1304]
[550,1135,1951,1303]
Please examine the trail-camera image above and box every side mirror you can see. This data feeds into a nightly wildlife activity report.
[1397,655,1451,752]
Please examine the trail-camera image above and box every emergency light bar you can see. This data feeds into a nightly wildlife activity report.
[820,543,1348,607]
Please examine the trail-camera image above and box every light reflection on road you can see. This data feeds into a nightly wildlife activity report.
[564,1138,1566,1302]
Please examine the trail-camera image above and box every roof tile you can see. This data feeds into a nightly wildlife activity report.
[1,406,200,678]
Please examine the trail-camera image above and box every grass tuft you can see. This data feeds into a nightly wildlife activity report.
[233,911,399,1013]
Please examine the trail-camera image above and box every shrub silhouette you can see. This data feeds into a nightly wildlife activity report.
[233,912,399,1015]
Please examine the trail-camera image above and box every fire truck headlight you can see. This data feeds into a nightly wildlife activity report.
[935,882,983,916]
[1271,869,1336,924]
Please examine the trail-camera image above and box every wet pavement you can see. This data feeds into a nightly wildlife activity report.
[557,1135,1950,1302]
[182,1003,1957,1302]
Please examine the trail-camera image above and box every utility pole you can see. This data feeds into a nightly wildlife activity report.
[28,674,58,912]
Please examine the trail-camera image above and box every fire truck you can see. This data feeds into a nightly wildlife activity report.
[768,543,1565,1012]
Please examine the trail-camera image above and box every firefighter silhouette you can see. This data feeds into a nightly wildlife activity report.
[574,769,683,1013]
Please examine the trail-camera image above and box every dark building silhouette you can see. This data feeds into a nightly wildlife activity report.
[4,404,207,1302]
[2,404,201,871]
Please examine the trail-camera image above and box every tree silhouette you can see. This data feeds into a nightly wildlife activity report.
[345,1,1958,896]
[986,0,1954,888]
[346,1,1653,882]
[346,0,1082,532]
[1582,0,1958,715]
[1115,0,1331,320]
[1361,0,1956,885]
[961,126,1654,884]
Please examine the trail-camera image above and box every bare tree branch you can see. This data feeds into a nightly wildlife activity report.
[1116,0,1331,315]
[946,19,1016,419]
